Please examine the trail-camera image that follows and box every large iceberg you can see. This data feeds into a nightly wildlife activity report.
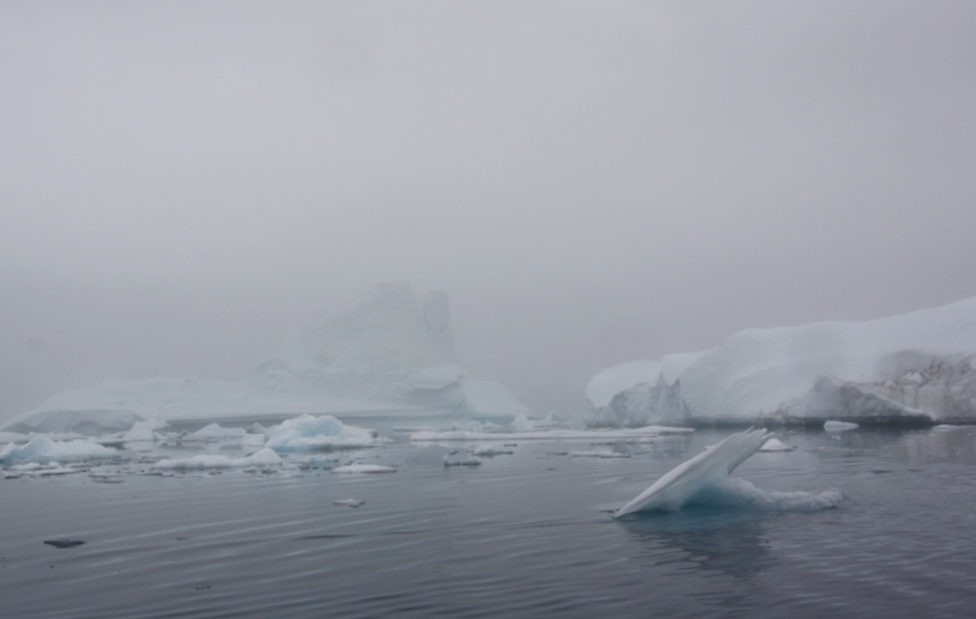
[588,297,976,426]
[4,284,528,432]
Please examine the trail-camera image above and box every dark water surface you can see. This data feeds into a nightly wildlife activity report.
[3,425,976,618]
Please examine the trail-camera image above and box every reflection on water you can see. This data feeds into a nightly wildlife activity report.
[620,508,777,580]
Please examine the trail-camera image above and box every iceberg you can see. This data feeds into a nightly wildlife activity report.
[0,437,118,464]
[3,284,529,431]
[588,297,976,426]
[614,429,840,517]
[263,414,380,450]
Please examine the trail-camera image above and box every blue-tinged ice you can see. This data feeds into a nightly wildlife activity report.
[0,436,118,464]
[614,429,840,517]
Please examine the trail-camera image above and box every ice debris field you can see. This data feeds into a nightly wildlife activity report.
[0,408,848,518]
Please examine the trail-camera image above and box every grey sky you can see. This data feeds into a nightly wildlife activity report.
[2,1,975,419]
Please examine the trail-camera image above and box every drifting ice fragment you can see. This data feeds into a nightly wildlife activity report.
[334,498,365,507]
[614,429,841,517]
[331,464,396,474]
[824,420,859,432]
[759,438,795,452]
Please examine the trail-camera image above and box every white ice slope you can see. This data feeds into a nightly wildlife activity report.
[588,297,976,426]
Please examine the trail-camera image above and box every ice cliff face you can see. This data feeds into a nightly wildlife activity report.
[4,284,528,432]
[586,297,976,427]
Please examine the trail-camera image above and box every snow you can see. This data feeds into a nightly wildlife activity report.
[588,296,976,425]
[331,463,397,473]
[153,447,282,470]
[410,426,693,442]
[263,414,380,450]
[614,429,841,517]
[4,284,529,429]
[0,437,118,464]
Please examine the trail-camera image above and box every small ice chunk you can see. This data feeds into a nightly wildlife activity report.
[824,420,859,432]
[0,437,118,464]
[333,498,365,507]
[759,438,795,451]
[153,447,282,470]
[443,453,481,467]
[471,444,514,456]
[331,464,397,474]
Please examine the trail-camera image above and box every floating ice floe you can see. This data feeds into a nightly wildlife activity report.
[570,450,630,459]
[122,417,170,442]
[614,429,841,517]
[334,498,365,507]
[264,414,381,451]
[824,420,859,432]
[331,464,397,474]
[410,426,692,442]
[471,444,514,456]
[3,462,83,477]
[0,437,118,465]
[758,438,795,451]
[153,447,282,470]
[443,453,481,467]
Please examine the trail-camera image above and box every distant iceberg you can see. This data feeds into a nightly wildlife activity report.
[615,429,841,517]
[4,284,529,432]
[588,297,976,426]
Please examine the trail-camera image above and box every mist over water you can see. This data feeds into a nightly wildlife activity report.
[2,2,976,421]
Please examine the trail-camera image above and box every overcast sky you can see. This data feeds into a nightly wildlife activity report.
[2,1,975,419]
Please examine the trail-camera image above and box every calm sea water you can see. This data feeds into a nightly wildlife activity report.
[2,423,976,618]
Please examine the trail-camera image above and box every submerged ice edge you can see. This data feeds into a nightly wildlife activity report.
[614,429,841,518]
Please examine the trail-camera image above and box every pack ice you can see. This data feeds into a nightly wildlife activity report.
[587,297,976,427]
[4,284,529,434]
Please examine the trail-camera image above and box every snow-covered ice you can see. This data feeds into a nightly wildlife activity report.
[184,423,247,442]
[153,447,282,470]
[614,429,841,517]
[824,420,859,432]
[588,296,976,426]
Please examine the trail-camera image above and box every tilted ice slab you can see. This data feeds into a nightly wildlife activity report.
[0,437,118,465]
[588,296,976,426]
[614,429,840,517]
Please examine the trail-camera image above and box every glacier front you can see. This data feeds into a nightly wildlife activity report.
[4,284,529,433]
[587,297,976,427]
